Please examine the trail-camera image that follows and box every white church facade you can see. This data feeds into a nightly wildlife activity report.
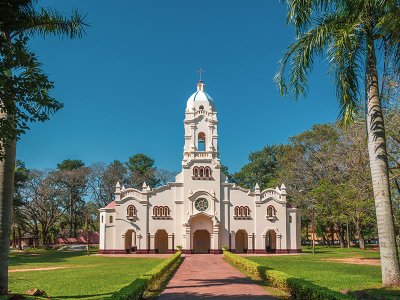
[99,81,301,254]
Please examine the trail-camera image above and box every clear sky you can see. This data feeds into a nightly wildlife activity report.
[18,0,339,174]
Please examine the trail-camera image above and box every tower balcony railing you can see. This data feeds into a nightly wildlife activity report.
[192,151,217,159]
[194,109,211,117]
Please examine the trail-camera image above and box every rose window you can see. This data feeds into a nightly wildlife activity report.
[194,198,209,212]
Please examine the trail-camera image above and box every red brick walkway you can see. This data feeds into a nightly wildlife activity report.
[158,254,277,299]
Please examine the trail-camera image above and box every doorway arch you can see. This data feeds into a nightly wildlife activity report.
[235,230,248,253]
[190,213,213,253]
[266,230,277,253]
[124,229,136,253]
[193,230,210,253]
[155,230,168,254]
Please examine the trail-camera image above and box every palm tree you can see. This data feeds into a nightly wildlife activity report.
[0,1,86,294]
[275,0,400,286]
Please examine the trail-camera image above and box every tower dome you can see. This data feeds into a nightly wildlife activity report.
[186,81,215,110]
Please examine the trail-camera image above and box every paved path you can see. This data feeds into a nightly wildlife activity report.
[158,254,277,299]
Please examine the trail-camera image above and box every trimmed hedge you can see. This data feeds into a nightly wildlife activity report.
[110,251,182,300]
[223,251,352,300]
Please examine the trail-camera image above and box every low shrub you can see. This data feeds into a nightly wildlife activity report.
[110,251,182,300]
[223,251,351,300]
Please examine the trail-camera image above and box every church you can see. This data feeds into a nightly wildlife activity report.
[99,81,301,254]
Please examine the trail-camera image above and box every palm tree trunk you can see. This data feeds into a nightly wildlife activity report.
[0,134,16,295]
[365,31,400,286]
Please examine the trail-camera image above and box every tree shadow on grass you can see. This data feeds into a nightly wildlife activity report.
[351,287,400,300]
[9,251,91,267]
[49,292,113,299]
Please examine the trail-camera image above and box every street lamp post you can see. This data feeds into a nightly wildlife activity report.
[86,209,90,256]
[346,221,350,250]
[312,207,315,255]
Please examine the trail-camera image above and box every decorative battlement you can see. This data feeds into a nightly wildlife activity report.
[121,188,145,200]
[261,189,281,200]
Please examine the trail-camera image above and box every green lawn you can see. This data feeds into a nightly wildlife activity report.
[247,246,400,299]
[5,250,164,299]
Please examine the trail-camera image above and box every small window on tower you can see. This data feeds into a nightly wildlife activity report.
[199,105,204,110]
[198,132,206,151]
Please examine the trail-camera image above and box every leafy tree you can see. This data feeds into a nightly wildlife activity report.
[276,0,400,285]
[57,159,85,171]
[19,170,67,246]
[126,154,159,189]
[54,159,89,237]
[232,145,282,190]
[155,168,178,186]
[220,164,230,179]
[88,160,128,208]
[12,160,29,249]
[0,1,86,294]
[277,123,375,249]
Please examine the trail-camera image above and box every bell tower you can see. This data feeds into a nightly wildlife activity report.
[182,81,219,166]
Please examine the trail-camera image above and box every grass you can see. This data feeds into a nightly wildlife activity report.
[246,246,400,299]
[5,250,164,299]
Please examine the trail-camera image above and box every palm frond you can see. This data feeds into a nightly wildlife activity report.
[275,13,345,99]
[16,7,87,39]
[285,0,345,35]
[328,20,364,125]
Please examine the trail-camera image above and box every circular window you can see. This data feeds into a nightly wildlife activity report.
[194,198,209,212]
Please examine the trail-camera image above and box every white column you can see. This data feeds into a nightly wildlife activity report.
[168,234,174,252]
[150,234,155,252]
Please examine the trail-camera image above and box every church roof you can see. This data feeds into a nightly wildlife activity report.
[105,201,116,209]
[186,80,215,110]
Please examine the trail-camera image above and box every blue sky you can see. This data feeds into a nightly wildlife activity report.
[18,0,339,174]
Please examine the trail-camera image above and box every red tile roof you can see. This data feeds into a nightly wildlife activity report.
[105,201,116,208]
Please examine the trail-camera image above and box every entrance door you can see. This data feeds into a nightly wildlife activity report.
[155,230,168,254]
[193,230,210,253]
[266,230,277,253]
[235,230,248,253]
[124,230,136,253]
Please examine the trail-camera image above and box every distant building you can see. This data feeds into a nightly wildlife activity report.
[99,81,301,254]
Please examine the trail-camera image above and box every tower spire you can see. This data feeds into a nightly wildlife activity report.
[196,67,205,91]
[197,67,204,81]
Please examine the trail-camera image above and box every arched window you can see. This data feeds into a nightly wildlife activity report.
[234,206,239,216]
[267,206,276,218]
[239,206,244,216]
[164,206,170,216]
[109,216,113,223]
[234,206,250,218]
[153,206,171,218]
[199,167,204,177]
[199,105,204,110]
[127,205,136,217]
[153,206,159,216]
[193,167,199,177]
[244,206,250,217]
[205,167,211,177]
[198,132,206,151]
